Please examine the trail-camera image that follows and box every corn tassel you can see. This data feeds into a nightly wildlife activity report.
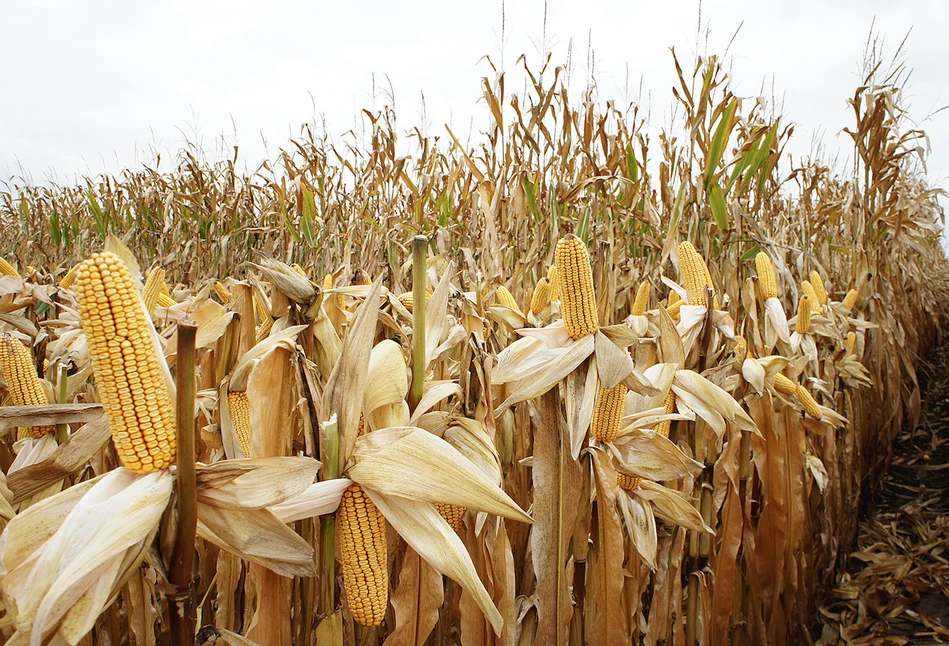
[755,252,778,300]
[0,334,55,440]
[590,383,628,442]
[337,483,388,626]
[75,252,176,473]
[0,258,20,278]
[530,278,551,314]
[796,296,811,334]
[631,281,651,316]
[228,391,252,456]
[555,235,598,339]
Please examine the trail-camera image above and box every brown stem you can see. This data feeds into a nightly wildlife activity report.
[170,322,197,646]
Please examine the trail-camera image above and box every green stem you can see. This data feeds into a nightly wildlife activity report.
[409,235,428,411]
[170,322,197,646]
[56,364,69,444]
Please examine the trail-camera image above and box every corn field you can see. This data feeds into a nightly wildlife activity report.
[0,51,946,645]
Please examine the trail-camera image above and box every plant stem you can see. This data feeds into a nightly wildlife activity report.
[170,322,197,646]
[320,414,339,616]
[410,235,428,411]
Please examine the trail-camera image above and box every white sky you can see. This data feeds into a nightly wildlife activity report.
[2,0,947,232]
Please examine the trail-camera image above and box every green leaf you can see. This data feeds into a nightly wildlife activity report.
[739,245,761,263]
[708,180,728,231]
[523,176,541,223]
[625,144,639,183]
[704,98,739,190]
[300,184,318,248]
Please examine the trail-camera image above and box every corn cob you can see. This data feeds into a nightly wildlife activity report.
[666,297,683,319]
[290,263,307,278]
[59,264,79,289]
[495,285,523,315]
[843,289,859,311]
[436,503,466,532]
[157,293,177,308]
[773,373,798,396]
[809,271,827,306]
[75,252,176,473]
[555,235,598,339]
[530,278,551,315]
[352,269,372,286]
[398,289,433,313]
[143,268,166,315]
[678,242,714,306]
[755,252,777,300]
[795,385,822,419]
[0,334,55,440]
[255,318,274,344]
[214,280,231,303]
[845,331,857,354]
[796,296,811,334]
[590,383,628,442]
[801,281,821,312]
[617,473,641,491]
[253,290,272,324]
[631,281,651,316]
[337,483,388,626]
[323,274,345,309]
[228,391,252,456]
[655,390,676,438]
[547,264,560,301]
[733,336,748,364]
[0,258,20,278]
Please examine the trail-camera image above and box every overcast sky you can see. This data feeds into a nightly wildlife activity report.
[2,0,947,228]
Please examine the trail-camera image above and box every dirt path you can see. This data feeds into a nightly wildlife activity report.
[818,344,949,644]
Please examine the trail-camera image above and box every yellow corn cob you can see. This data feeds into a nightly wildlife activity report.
[290,263,307,278]
[666,297,683,319]
[337,483,388,626]
[157,293,177,308]
[845,331,857,354]
[733,336,748,364]
[678,242,713,306]
[75,252,176,473]
[436,503,466,533]
[796,296,811,334]
[255,318,274,344]
[755,252,777,300]
[323,274,345,309]
[617,473,641,491]
[530,277,551,315]
[655,390,676,438]
[398,289,433,313]
[773,373,798,396]
[801,281,821,312]
[809,271,827,306]
[843,289,859,311]
[214,280,231,303]
[143,268,166,316]
[547,264,560,301]
[631,281,651,316]
[59,264,79,290]
[0,258,20,278]
[253,290,272,324]
[228,391,251,456]
[495,285,523,315]
[795,385,822,419]
[555,235,598,339]
[590,383,628,442]
[0,334,55,440]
